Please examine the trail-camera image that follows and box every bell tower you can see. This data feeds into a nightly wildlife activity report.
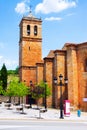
[19,11,42,85]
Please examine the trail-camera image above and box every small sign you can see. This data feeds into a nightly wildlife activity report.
[83,98,87,102]
[64,100,70,116]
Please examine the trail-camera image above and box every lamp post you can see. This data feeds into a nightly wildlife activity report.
[29,80,33,108]
[54,74,68,119]
[44,80,47,110]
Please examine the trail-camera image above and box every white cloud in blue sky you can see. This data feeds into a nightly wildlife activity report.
[0,42,18,70]
[15,0,77,21]
[45,17,62,21]
[0,0,87,70]
[15,0,30,14]
[66,12,76,16]
[35,0,77,14]
[15,0,77,15]
[0,54,17,70]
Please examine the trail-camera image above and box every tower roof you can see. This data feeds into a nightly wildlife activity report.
[21,8,42,22]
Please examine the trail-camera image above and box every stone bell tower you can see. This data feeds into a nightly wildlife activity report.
[19,11,42,86]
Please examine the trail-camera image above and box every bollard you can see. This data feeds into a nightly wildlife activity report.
[77,110,81,117]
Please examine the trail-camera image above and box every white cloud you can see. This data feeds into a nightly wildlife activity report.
[15,0,30,14]
[45,17,62,21]
[66,12,76,16]
[5,59,18,67]
[35,0,77,14]
[0,55,18,70]
[0,55,3,60]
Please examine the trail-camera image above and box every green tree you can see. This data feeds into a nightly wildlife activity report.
[0,85,4,103]
[7,70,15,75]
[5,80,29,113]
[4,81,17,103]
[39,81,51,97]
[0,85,4,95]
[16,82,29,100]
[15,82,29,113]
[0,64,7,90]
[31,81,51,108]
[15,66,19,74]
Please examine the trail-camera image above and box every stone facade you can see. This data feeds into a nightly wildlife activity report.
[19,13,87,111]
[19,14,42,86]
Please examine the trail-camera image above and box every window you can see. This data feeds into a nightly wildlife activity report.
[34,25,37,35]
[29,46,30,50]
[27,25,30,35]
[84,58,87,72]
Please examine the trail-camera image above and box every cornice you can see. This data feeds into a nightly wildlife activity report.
[19,37,42,43]
[19,66,36,69]
[54,50,66,55]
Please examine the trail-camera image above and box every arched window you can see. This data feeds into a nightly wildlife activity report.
[34,25,37,35]
[84,58,87,72]
[27,25,30,35]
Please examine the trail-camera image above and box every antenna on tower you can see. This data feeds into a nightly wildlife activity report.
[28,5,34,18]
[29,5,32,14]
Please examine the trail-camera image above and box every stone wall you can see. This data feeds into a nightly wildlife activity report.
[20,66,37,86]
[44,57,54,107]
[77,43,87,111]
[67,44,78,109]
[20,40,42,66]
[54,50,67,108]
[36,63,44,84]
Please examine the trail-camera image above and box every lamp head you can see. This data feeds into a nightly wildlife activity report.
[64,78,68,84]
[54,77,57,84]
[59,74,63,81]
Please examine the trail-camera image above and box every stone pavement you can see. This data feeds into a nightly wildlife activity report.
[0,102,87,121]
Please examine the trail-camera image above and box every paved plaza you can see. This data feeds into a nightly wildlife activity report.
[0,102,87,121]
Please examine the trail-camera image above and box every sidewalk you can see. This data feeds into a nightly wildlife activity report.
[0,102,87,121]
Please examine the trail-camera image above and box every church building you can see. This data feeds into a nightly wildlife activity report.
[19,12,87,111]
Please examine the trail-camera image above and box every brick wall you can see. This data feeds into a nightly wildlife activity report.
[77,43,87,111]
[36,62,44,83]
[44,57,54,107]
[19,17,42,85]
[20,40,42,66]
[54,50,67,108]
[67,44,78,109]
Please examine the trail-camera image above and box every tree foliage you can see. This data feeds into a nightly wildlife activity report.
[15,66,19,74]
[5,81,17,97]
[0,64,7,90]
[30,81,51,106]
[15,82,29,97]
[4,80,29,113]
[7,66,19,75]
[5,80,29,97]
[0,85,4,95]
[39,81,51,97]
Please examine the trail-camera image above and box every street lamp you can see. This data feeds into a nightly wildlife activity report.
[54,74,68,119]
[44,80,47,110]
[29,80,33,108]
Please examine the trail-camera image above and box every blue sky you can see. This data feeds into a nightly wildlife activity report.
[0,0,87,70]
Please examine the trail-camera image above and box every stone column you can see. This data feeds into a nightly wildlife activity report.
[54,50,66,108]
[44,57,54,107]
[67,44,78,109]
[36,62,44,84]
